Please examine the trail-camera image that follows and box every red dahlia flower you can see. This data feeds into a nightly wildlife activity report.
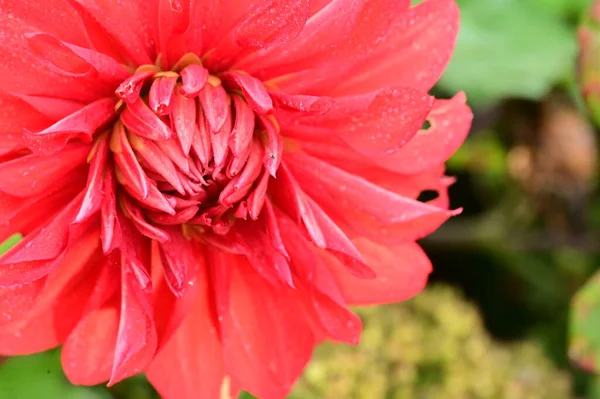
[0,0,471,397]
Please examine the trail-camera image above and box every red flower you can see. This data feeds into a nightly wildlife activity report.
[0,0,471,398]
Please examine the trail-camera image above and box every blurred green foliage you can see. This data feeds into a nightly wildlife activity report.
[3,1,600,398]
[292,286,571,399]
[439,0,579,106]
[0,351,110,399]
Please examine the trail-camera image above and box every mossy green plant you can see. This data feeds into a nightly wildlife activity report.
[293,285,571,399]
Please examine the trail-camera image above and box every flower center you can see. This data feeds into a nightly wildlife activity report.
[92,53,282,241]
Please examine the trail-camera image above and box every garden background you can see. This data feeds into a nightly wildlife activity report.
[2,0,600,398]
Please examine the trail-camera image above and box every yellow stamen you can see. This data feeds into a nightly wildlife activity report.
[135,64,161,75]
[154,71,179,79]
[86,132,108,163]
[219,376,232,399]
[171,53,203,72]
[207,75,222,87]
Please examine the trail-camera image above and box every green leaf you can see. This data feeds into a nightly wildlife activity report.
[0,233,21,255]
[570,271,600,372]
[439,0,577,106]
[0,350,111,399]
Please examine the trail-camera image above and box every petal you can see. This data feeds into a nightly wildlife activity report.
[198,83,229,133]
[203,0,310,70]
[284,88,433,157]
[150,246,203,347]
[0,177,85,243]
[68,0,156,66]
[147,255,235,399]
[0,192,90,287]
[75,134,110,222]
[0,6,116,101]
[334,0,461,95]
[234,0,310,48]
[221,71,273,114]
[171,91,197,155]
[62,305,119,385]
[0,0,92,47]
[23,97,117,154]
[0,143,89,197]
[156,227,200,297]
[278,213,362,344]
[0,232,106,355]
[325,239,432,305]
[109,264,158,385]
[26,33,130,85]
[121,99,174,141]
[0,307,63,355]
[371,92,473,174]
[240,0,407,80]
[286,153,457,244]
[269,163,373,278]
[221,256,318,399]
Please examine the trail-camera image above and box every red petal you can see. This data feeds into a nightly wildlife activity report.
[171,91,197,155]
[0,308,63,355]
[270,163,374,278]
[237,0,369,77]
[235,0,310,48]
[203,0,310,70]
[0,177,84,244]
[229,95,255,157]
[211,105,233,170]
[147,258,234,399]
[121,99,174,141]
[270,91,334,115]
[278,213,361,344]
[372,92,473,174]
[156,0,193,68]
[221,257,317,399]
[129,135,186,195]
[0,143,89,197]
[121,197,170,243]
[0,192,89,287]
[191,109,213,166]
[259,115,283,177]
[236,212,294,287]
[246,169,270,219]
[68,0,156,66]
[180,64,209,97]
[23,97,117,154]
[221,71,273,114]
[286,153,457,243]
[116,69,156,103]
[199,83,229,133]
[0,281,43,329]
[101,165,121,253]
[27,33,130,85]
[9,93,84,121]
[285,88,433,157]
[219,140,264,206]
[156,227,199,297]
[117,216,153,290]
[335,0,461,94]
[0,1,115,101]
[326,239,432,305]
[149,75,178,115]
[0,230,105,355]
[75,134,109,223]
[109,265,157,385]
[111,123,150,199]
[62,305,119,385]
[250,0,409,86]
